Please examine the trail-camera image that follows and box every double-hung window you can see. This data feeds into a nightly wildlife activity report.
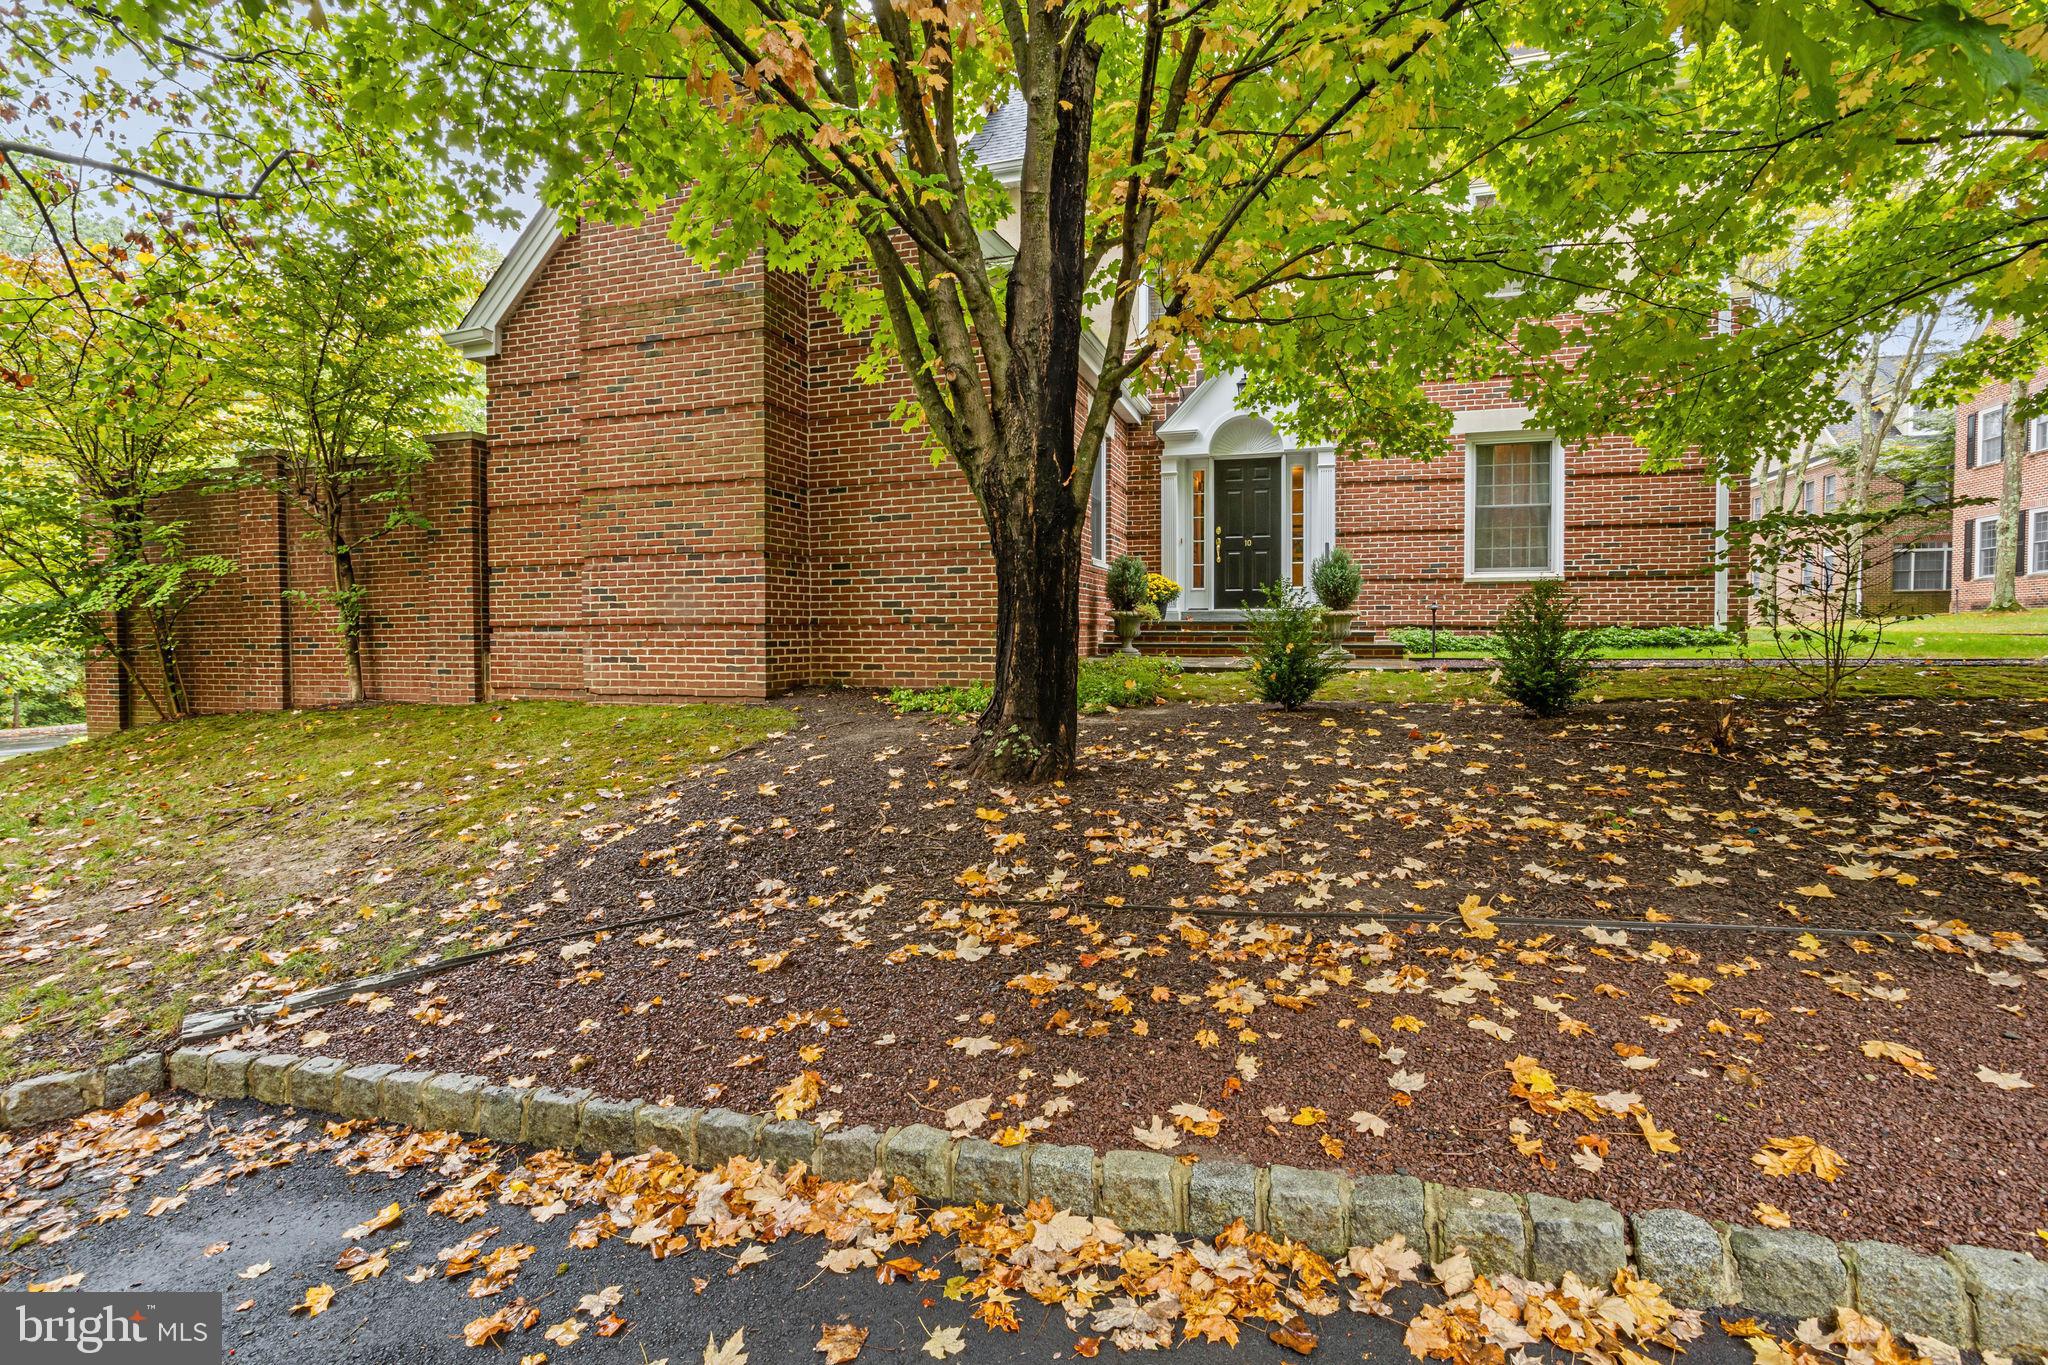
[1467,438,1562,578]
[1891,541,1950,593]
[1821,474,1839,510]
[2032,509,2048,575]
[1971,406,2006,468]
[1972,517,2000,580]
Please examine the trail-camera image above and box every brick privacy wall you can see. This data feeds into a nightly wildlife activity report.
[85,439,487,733]
[484,210,1122,696]
[1955,373,2048,611]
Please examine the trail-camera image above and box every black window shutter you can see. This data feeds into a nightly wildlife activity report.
[1967,412,1979,468]
[1962,519,1974,581]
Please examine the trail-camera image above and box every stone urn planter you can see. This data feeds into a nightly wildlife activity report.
[1323,610,1355,644]
[1110,610,1147,656]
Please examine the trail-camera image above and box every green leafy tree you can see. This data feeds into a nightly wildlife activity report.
[1516,6,2046,482]
[0,245,236,721]
[219,198,484,702]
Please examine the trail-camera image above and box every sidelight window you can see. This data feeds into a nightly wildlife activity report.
[1289,464,1306,586]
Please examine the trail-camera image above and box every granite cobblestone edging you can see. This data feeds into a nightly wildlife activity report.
[11,1045,2043,1360]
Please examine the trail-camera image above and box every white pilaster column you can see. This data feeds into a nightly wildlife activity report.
[1313,449,1338,562]
[1158,460,1182,616]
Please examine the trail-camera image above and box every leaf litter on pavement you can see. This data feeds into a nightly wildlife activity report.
[0,1092,1960,1365]
[249,694,2047,1251]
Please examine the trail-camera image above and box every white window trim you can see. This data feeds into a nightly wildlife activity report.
[1892,543,1951,594]
[1973,515,2000,580]
[2030,508,2048,575]
[1975,406,2006,467]
[1463,432,1565,582]
[1089,436,1110,567]
[2030,415,2048,454]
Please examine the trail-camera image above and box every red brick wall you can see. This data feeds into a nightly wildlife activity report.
[1954,372,2048,611]
[484,204,783,702]
[1344,378,1724,630]
[1749,452,1951,617]
[86,438,486,733]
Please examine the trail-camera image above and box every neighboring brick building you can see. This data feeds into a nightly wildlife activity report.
[1749,426,1953,619]
[88,190,1739,730]
[1954,368,2048,612]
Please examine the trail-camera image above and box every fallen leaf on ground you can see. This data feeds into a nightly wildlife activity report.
[292,1285,336,1318]
[345,1202,403,1239]
[1752,1136,1846,1182]
[816,1323,867,1363]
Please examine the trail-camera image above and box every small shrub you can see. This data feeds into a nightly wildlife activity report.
[1310,547,1362,611]
[1078,655,1179,712]
[1145,572,1181,611]
[1488,581,1596,716]
[1106,554,1150,611]
[885,682,992,717]
[1243,582,1343,709]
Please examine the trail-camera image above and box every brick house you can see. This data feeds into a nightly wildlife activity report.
[1954,369,2048,611]
[1749,367,1954,618]
[86,141,1740,728]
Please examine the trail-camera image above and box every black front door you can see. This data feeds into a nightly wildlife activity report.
[1214,458,1282,608]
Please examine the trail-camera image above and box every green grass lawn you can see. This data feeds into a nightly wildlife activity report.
[1400,608,2048,661]
[0,700,786,1081]
[1166,661,2048,706]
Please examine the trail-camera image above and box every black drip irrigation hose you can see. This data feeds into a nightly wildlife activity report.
[188,872,2005,1045]
[917,889,1918,941]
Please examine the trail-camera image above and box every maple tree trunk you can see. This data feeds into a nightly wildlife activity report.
[333,539,367,703]
[972,441,1085,782]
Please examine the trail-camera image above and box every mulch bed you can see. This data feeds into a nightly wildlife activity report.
[256,689,2048,1255]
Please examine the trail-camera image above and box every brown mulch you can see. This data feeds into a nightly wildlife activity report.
[255,690,2048,1255]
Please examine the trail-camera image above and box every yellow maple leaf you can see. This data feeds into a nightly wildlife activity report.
[292,1285,336,1318]
[1751,1135,1845,1182]
[771,1069,821,1120]
[1456,894,1498,939]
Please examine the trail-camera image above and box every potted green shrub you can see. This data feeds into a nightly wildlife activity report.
[1106,554,1151,655]
[1311,547,1363,642]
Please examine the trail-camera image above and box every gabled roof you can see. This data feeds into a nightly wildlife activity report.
[964,95,1027,182]
[445,205,564,360]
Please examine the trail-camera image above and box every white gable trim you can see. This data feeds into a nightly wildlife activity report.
[1156,370,1303,458]
[445,205,565,360]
